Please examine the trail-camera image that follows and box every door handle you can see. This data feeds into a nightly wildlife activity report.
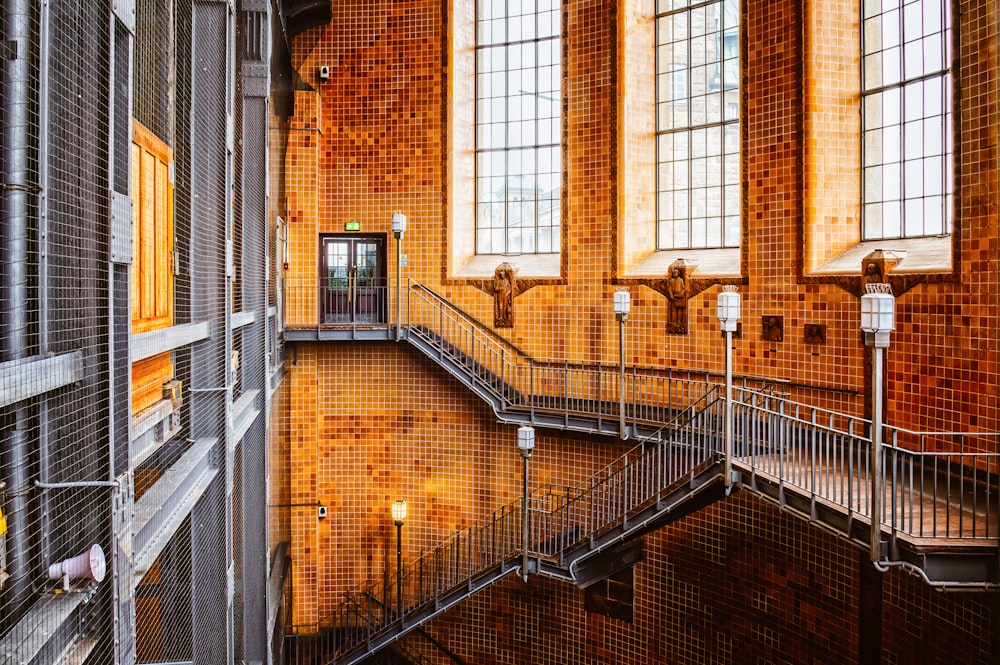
[349,266,357,304]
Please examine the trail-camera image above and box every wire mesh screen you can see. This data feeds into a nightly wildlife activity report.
[0,0,114,661]
[1,0,276,661]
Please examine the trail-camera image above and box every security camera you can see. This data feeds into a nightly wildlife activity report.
[319,65,330,80]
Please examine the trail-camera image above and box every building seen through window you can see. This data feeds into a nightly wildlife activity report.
[862,0,952,240]
[475,0,561,255]
[655,0,739,251]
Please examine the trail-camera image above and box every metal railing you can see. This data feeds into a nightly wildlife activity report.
[527,389,725,564]
[732,388,1000,543]
[318,501,525,663]
[284,276,391,330]
[283,283,1000,661]
[407,281,716,434]
[310,390,726,664]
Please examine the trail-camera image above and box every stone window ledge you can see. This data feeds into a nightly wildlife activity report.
[624,247,741,279]
[811,236,952,276]
[454,253,562,279]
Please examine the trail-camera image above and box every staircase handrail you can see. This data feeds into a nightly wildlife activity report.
[321,394,726,662]
[408,280,534,360]
[527,396,727,563]
[732,388,1000,542]
[573,384,724,491]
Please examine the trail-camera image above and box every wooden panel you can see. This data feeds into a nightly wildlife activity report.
[131,142,141,324]
[130,119,175,416]
[131,120,174,334]
[132,352,173,414]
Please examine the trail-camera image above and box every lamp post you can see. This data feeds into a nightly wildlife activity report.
[517,425,535,582]
[391,498,407,619]
[860,283,894,563]
[613,289,631,440]
[716,286,740,489]
[392,212,406,341]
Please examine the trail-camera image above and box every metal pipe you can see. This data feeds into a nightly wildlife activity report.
[34,480,120,489]
[1,0,39,624]
[618,318,626,439]
[395,232,402,341]
[395,521,403,619]
[870,346,884,562]
[724,329,733,488]
[521,456,529,582]
[36,0,52,572]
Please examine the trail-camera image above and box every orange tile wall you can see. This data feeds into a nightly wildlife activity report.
[280,0,999,660]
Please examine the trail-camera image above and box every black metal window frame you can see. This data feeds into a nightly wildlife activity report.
[474,0,562,256]
[861,0,953,240]
[654,0,740,251]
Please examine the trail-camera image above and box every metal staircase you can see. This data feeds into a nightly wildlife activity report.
[287,283,1000,664]
[311,395,731,665]
[405,281,715,439]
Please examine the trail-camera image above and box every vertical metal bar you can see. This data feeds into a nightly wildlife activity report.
[530,363,535,422]
[522,457,530,581]
[959,437,966,537]
[564,360,570,426]
[619,318,626,439]
[870,346,884,561]
[724,329,733,488]
[596,362,603,430]
[501,347,507,404]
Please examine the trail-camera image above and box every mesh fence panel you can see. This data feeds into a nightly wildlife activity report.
[1,0,276,662]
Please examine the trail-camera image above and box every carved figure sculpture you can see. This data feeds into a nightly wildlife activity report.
[666,266,688,334]
[762,316,784,343]
[493,262,516,328]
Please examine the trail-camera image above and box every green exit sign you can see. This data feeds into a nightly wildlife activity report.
[344,220,360,231]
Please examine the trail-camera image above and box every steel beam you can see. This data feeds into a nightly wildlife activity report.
[133,437,219,576]
[231,389,261,446]
[0,351,83,408]
[130,322,211,363]
[0,593,88,664]
[231,310,255,330]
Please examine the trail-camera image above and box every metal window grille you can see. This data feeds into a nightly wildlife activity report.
[655,0,740,250]
[861,0,953,240]
[474,0,562,256]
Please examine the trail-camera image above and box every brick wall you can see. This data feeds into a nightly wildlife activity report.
[281,0,999,660]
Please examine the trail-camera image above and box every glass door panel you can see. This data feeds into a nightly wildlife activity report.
[320,236,386,324]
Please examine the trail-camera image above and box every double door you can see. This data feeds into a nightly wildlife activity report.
[321,235,386,324]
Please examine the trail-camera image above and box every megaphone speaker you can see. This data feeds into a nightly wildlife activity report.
[48,544,107,591]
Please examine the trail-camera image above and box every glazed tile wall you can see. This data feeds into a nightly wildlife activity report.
[287,342,627,627]
[427,494,994,665]
[280,0,999,659]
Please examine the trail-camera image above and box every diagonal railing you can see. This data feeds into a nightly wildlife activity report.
[406,280,717,437]
[296,381,1000,664]
[286,287,1000,662]
[734,389,1000,585]
[309,390,727,665]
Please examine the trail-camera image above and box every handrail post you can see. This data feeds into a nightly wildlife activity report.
[395,229,403,341]
[619,314,627,439]
[530,363,535,422]
[870,344,884,562]
[724,327,733,488]
[564,359,570,426]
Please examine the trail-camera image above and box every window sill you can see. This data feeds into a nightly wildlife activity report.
[454,253,562,279]
[810,236,952,276]
[624,247,741,279]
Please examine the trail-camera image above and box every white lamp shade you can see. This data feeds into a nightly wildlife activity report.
[717,290,741,331]
[860,292,895,333]
[391,499,407,523]
[613,290,631,316]
[517,425,535,454]
[391,212,407,234]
